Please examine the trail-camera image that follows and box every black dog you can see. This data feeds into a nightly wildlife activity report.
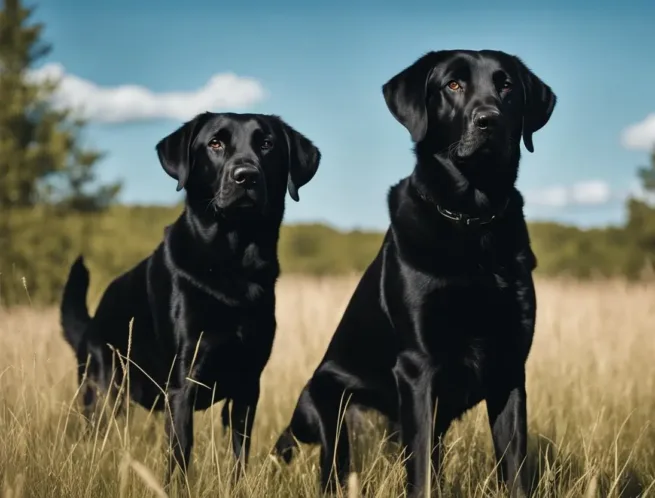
[273,50,556,498]
[60,112,321,482]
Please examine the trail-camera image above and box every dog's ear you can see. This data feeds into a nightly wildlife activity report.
[514,57,557,153]
[279,118,321,202]
[155,113,209,191]
[382,52,445,143]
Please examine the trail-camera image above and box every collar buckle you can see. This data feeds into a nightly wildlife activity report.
[436,199,508,227]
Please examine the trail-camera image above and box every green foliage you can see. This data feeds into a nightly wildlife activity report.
[0,0,121,305]
[528,222,643,279]
[0,0,120,210]
[0,206,387,306]
[279,224,383,275]
[0,201,653,307]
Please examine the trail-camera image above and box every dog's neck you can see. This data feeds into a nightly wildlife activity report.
[409,148,517,223]
[178,201,282,264]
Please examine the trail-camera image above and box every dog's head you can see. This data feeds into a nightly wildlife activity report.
[382,50,556,167]
[155,112,321,216]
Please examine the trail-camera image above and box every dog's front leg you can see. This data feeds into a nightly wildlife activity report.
[485,377,529,498]
[226,380,260,478]
[394,351,434,498]
[165,382,196,485]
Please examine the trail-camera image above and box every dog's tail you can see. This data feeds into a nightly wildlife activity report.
[60,255,92,351]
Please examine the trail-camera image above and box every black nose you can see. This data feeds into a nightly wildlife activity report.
[232,165,260,186]
[473,110,501,130]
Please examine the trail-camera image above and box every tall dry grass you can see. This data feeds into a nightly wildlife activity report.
[1,276,654,497]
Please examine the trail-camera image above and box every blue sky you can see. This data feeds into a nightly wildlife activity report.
[34,0,655,231]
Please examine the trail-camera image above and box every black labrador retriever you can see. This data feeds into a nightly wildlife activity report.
[60,112,321,482]
[273,50,556,498]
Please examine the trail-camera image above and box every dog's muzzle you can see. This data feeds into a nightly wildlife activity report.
[214,162,267,212]
[456,107,509,159]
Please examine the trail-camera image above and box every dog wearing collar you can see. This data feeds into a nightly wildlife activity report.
[273,50,556,498]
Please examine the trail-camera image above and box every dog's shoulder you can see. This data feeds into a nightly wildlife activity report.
[386,177,427,239]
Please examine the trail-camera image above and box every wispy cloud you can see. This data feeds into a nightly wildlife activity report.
[621,113,655,151]
[28,63,266,123]
[525,180,613,208]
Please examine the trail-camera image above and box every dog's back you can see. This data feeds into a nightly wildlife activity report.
[61,254,150,351]
[60,251,162,406]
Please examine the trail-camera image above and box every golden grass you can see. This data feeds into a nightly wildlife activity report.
[1,276,654,497]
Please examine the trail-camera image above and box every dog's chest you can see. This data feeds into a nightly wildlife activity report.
[414,272,520,364]
[189,293,269,342]
[192,333,248,377]
[412,282,516,411]
[185,319,270,395]
[170,284,273,369]
[171,236,277,308]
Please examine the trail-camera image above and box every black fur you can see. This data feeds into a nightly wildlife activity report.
[273,50,556,498]
[60,112,321,483]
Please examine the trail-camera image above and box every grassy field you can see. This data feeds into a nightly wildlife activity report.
[1,276,654,497]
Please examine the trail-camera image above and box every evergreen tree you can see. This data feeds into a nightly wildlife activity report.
[0,0,120,210]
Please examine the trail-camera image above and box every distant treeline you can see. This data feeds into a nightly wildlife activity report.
[2,198,655,306]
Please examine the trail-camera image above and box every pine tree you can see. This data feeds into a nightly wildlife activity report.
[0,0,121,210]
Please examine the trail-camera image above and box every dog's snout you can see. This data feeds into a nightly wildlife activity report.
[473,109,501,130]
[232,165,260,186]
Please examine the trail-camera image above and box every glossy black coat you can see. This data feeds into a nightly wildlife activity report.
[60,112,321,483]
[274,50,556,498]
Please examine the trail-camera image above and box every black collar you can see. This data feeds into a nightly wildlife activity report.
[436,198,510,227]
[410,180,511,227]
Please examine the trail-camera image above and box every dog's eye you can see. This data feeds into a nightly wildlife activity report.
[447,80,462,91]
[261,139,273,151]
[502,81,513,90]
[208,139,224,150]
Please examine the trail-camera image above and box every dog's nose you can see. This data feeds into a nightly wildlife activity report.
[232,165,260,186]
[473,109,501,130]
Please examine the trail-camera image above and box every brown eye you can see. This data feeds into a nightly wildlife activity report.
[208,138,223,150]
[447,80,461,91]
[261,138,273,150]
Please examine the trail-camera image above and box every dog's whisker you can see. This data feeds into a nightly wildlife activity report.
[446,141,461,160]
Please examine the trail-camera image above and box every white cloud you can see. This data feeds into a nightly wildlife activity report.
[621,113,655,151]
[527,185,569,207]
[571,180,612,205]
[526,180,612,208]
[27,62,266,123]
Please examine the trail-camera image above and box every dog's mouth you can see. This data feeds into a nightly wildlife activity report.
[213,188,266,214]
[454,131,511,162]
